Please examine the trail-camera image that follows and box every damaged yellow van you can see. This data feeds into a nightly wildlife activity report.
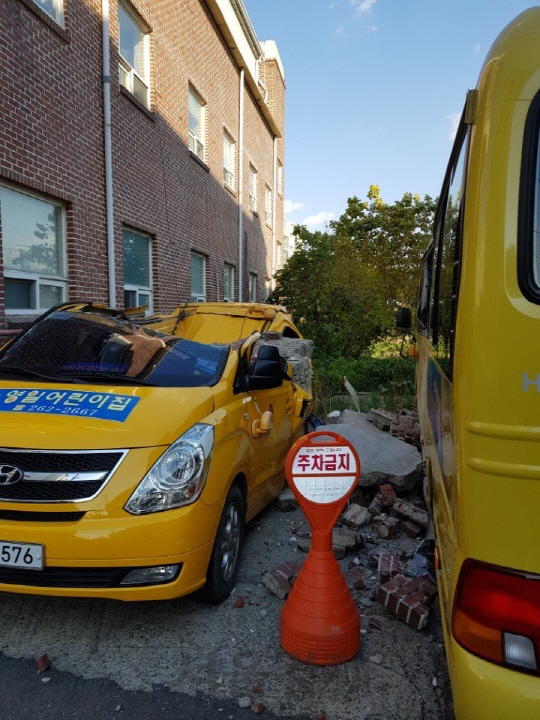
[0,301,311,602]
[400,8,540,719]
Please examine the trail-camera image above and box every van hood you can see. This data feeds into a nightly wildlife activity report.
[0,383,215,450]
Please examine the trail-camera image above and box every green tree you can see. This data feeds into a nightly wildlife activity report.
[272,187,436,359]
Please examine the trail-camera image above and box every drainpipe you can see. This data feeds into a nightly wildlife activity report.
[102,0,116,308]
[272,136,277,289]
[238,69,245,302]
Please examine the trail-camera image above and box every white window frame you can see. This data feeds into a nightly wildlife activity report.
[33,0,64,27]
[1,183,67,315]
[122,228,153,314]
[189,88,206,161]
[223,263,235,302]
[118,2,151,108]
[191,251,207,302]
[248,164,258,213]
[248,272,257,302]
[265,185,273,226]
[223,130,235,190]
[277,161,284,197]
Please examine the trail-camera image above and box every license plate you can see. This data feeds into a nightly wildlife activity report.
[0,541,44,570]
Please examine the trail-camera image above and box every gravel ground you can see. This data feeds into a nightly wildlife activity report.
[0,502,454,720]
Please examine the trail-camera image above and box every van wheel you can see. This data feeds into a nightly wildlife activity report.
[199,484,245,604]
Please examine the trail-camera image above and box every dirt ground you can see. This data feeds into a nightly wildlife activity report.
[0,502,454,720]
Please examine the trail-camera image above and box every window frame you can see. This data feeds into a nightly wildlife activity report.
[518,89,540,303]
[1,183,68,315]
[248,164,258,213]
[190,251,207,303]
[223,263,235,302]
[222,130,235,190]
[32,0,64,26]
[188,87,206,162]
[248,272,257,302]
[118,1,151,108]
[122,227,153,314]
[265,184,273,226]
[429,108,470,366]
[277,161,284,197]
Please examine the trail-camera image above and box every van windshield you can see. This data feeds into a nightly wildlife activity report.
[0,309,229,388]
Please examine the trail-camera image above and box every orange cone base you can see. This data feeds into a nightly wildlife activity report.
[280,549,361,665]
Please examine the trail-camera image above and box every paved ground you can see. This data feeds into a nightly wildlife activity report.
[0,503,454,720]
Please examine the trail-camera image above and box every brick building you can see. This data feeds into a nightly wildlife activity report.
[0,0,285,330]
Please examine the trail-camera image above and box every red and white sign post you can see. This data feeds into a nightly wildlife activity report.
[281,431,362,665]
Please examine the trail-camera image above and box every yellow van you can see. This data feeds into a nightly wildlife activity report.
[0,302,311,603]
[398,8,540,718]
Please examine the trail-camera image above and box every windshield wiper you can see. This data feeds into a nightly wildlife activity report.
[0,367,86,383]
[57,372,157,387]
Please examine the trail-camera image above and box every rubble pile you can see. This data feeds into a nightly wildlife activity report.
[264,408,438,634]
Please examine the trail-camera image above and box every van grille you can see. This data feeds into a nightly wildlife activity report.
[0,449,125,503]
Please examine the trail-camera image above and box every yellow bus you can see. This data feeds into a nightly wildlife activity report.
[399,8,540,718]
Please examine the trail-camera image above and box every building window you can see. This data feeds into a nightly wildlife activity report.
[248,164,258,212]
[223,131,235,189]
[191,252,206,302]
[0,185,66,313]
[118,2,150,108]
[265,185,273,226]
[123,228,152,312]
[189,88,206,161]
[248,272,257,302]
[277,161,284,197]
[33,0,64,26]
[223,263,234,302]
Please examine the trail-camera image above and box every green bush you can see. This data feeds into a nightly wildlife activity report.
[314,356,416,394]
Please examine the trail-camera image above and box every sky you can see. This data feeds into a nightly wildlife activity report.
[243,0,537,230]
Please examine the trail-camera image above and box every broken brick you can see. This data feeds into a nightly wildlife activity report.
[408,603,430,630]
[419,578,438,603]
[377,552,402,584]
[251,702,264,714]
[276,488,298,512]
[233,596,245,609]
[368,616,383,631]
[378,484,397,507]
[350,566,370,590]
[368,495,384,516]
[35,654,51,673]
[372,516,399,539]
[262,570,292,600]
[399,520,423,538]
[392,498,428,528]
[333,525,358,549]
[341,503,371,530]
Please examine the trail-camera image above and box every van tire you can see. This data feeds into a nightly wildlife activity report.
[198,484,245,604]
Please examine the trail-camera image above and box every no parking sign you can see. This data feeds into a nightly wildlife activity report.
[281,431,362,666]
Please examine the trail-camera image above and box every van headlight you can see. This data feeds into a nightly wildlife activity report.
[124,424,214,515]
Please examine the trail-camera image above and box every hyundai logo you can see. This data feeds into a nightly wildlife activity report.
[0,465,24,486]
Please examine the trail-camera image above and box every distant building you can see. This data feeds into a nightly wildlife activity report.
[0,0,285,329]
[278,220,298,269]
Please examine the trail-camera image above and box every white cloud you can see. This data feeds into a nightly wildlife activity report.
[369,24,378,32]
[447,112,460,142]
[328,1,336,8]
[284,200,305,215]
[353,0,377,16]
[334,24,345,37]
[473,43,481,54]
[302,211,334,229]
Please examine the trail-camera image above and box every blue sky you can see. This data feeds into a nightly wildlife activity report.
[243,0,536,230]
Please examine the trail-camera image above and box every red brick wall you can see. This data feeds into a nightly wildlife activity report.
[0,0,285,327]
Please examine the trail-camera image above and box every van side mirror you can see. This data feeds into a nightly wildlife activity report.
[246,345,284,391]
[396,307,412,330]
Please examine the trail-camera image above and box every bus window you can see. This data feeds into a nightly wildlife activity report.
[438,141,467,362]
[432,117,469,378]
[416,246,433,334]
[518,90,540,302]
